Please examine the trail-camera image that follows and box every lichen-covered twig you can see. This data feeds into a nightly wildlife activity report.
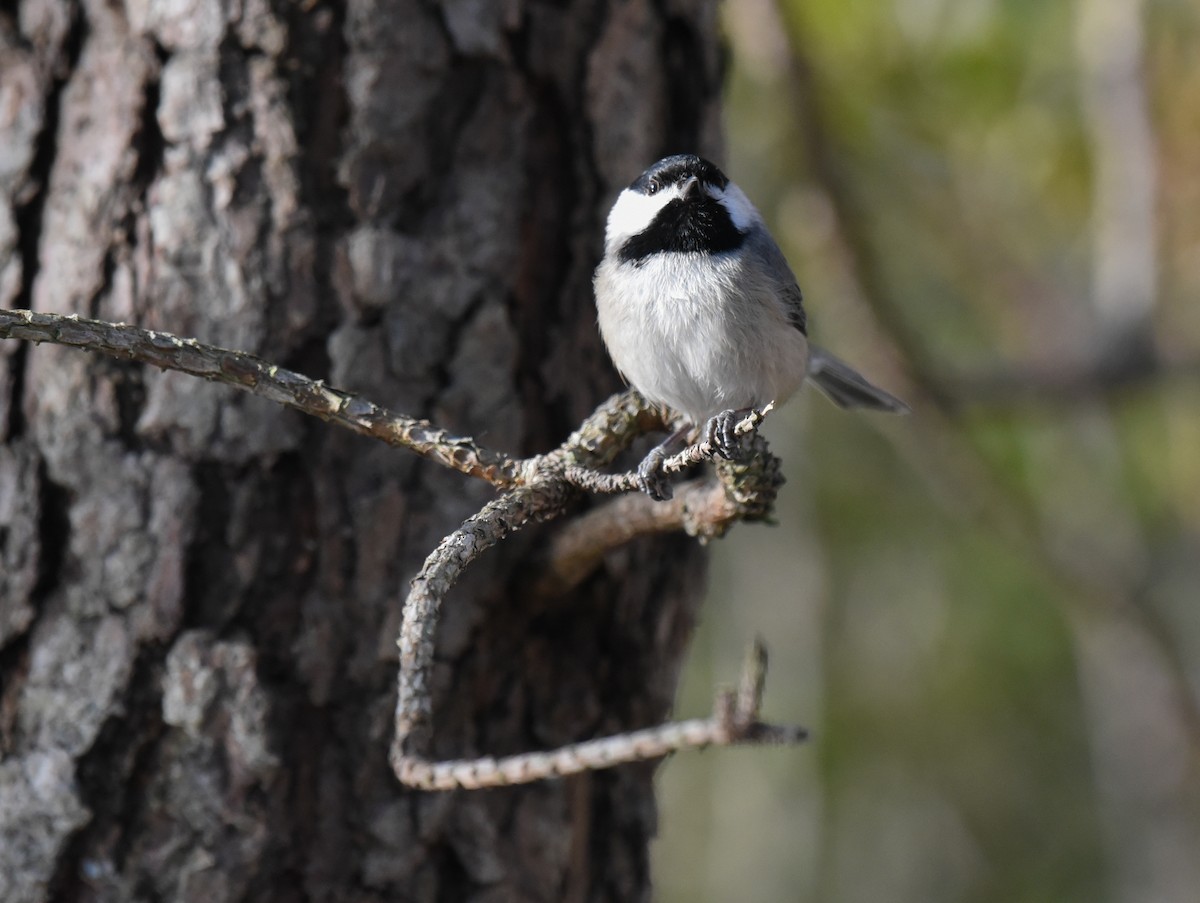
[526,478,730,599]
[530,429,785,598]
[394,638,806,791]
[392,481,575,760]
[559,405,774,495]
[390,417,795,790]
[0,309,522,485]
[1,306,806,792]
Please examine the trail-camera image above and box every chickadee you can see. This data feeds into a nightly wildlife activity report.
[594,154,908,500]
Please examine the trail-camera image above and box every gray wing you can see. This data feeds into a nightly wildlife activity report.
[743,227,807,334]
[743,228,907,413]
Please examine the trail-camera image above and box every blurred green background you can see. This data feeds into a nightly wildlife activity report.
[653,1,1200,901]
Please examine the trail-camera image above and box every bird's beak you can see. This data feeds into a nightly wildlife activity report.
[681,176,701,200]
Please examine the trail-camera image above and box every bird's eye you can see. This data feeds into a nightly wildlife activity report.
[646,179,660,196]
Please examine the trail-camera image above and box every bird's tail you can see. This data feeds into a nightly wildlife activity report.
[807,346,910,414]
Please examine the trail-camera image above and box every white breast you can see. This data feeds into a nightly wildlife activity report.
[594,251,809,425]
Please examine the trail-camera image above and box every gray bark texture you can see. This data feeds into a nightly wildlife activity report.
[0,0,725,900]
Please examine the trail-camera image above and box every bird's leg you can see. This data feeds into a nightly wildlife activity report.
[637,425,692,501]
[702,408,754,460]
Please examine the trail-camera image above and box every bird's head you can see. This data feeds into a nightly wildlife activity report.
[605,154,760,264]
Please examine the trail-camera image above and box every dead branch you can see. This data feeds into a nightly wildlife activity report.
[531,431,786,598]
[0,308,521,485]
[1,307,807,791]
[394,639,806,791]
[389,409,793,789]
[393,482,572,759]
[558,404,775,494]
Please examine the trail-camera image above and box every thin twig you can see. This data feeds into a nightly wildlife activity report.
[394,639,806,791]
[527,478,731,599]
[530,423,786,598]
[392,482,575,759]
[0,308,522,485]
[560,405,774,494]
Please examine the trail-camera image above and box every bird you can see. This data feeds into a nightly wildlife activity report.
[593,153,908,500]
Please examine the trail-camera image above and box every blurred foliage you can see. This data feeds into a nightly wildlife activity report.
[654,1,1200,901]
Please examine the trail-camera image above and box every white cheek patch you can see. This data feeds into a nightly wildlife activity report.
[717,182,761,233]
[605,186,683,249]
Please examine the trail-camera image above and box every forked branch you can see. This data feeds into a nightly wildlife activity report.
[0,308,808,791]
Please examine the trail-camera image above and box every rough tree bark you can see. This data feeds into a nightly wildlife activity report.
[0,0,726,900]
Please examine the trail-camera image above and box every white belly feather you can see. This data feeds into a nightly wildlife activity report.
[594,251,809,425]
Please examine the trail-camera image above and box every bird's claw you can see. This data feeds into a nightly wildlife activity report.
[637,411,755,500]
[637,446,674,501]
[703,409,749,460]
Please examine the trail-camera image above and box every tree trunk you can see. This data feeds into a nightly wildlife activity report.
[0,1,725,900]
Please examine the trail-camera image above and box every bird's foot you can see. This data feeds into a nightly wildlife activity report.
[637,444,674,501]
[636,426,692,501]
[702,408,753,460]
